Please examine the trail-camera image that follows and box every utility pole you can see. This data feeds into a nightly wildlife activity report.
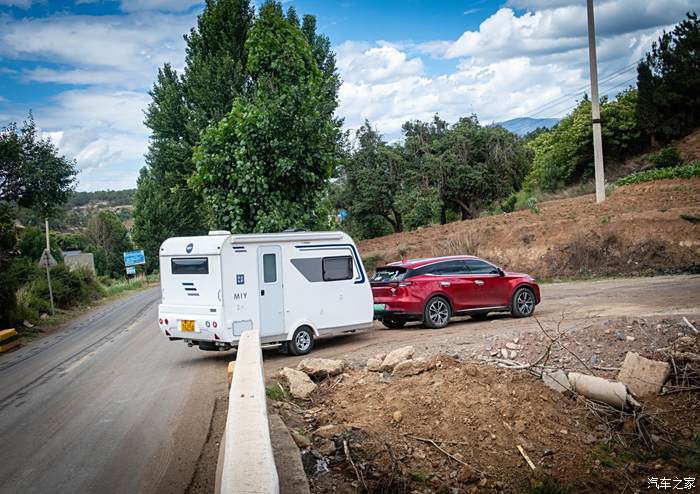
[587,0,605,203]
[44,217,55,316]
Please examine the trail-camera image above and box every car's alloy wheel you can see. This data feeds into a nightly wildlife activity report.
[290,326,314,355]
[511,288,535,318]
[424,297,450,329]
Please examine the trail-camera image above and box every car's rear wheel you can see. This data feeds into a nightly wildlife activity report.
[511,287,536,318]
[381,318,406,329]
[289,326,314,355]
[423,296,451,329]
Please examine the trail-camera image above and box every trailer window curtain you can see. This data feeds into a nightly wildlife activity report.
[171,257,209,275]
[322,256,353,281]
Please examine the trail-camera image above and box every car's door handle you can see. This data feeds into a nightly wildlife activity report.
[260,289,265,296]
[474,280,484,286]
[440,281,450,287]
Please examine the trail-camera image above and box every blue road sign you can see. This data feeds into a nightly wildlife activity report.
[123,250,146,266]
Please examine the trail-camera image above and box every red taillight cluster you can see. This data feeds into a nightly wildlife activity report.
[159,318,163,324]
[212,321,218,329]
[205,321,219,329]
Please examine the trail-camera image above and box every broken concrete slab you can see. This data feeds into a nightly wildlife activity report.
[380,346,415,371]
[392,357,431,377]
[541,369,571,393]
[569,372,640,409]
[296,358,346,379]
[366,357,383,372]
[617,352,670,397]
[279,368,317,399]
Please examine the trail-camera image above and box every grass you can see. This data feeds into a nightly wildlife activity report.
[680,213,700,223]
[591,443,630,469]
[615,162,700,186]
[407,471,431,483]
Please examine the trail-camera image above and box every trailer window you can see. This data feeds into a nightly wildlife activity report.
[171,257,209,275]
[322,256,353,281]
[263,253,277,283]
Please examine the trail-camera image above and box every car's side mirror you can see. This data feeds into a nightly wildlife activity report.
[497,268,505,276]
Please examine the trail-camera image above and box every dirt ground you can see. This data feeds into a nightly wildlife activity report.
[357,178,700,280]
[272,322,700,494]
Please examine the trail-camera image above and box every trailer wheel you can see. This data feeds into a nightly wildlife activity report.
[289,326,314,356]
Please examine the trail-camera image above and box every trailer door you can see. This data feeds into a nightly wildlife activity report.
[257,245,285,336]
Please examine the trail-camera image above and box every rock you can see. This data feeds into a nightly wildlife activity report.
[392,357,431,377]
[278,367,316,399]
[290,430,311,449]
[500,348,509,359]
[509,350,517,359]
[226,361,236,384]
[590,353,600,365]
[559,429,568,435]
[40,313,49,320]
[313,424,348,439]
[22,320,34,328]
[513,337,520,344]
[489,350,499,357]
[613,330,625,341]
[584,434,597,444]
[505,342,520,350]
[318,439,336,456]
[617,352,670,397]
[392,410,403,423]
[367,357,383,372]
[380,346,415,371]
[626,335,636,342]
[541,369,571,393]
[297,358,346,379]
[375,353,387,361]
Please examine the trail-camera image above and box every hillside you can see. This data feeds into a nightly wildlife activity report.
[358,178,700,279]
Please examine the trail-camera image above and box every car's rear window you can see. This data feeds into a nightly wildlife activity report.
[371,267,408,282]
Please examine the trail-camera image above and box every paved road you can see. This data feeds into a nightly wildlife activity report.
[0,287,229,494]
[0,275,698,494]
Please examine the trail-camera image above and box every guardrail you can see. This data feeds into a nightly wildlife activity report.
[219,329,279,494]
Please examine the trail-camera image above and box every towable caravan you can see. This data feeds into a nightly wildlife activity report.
[158,230,374,355]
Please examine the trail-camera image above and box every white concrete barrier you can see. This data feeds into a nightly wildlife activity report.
[220,330,279,494]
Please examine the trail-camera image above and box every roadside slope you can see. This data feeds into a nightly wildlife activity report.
[358,178,700,278]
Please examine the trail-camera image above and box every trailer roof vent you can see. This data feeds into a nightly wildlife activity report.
[208,230,231,236]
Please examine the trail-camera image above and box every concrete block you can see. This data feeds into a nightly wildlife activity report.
[617,352,670,397]
[542,369,571,393]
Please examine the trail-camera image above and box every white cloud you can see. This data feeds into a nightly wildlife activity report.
[335,0,692,140]
[119,0,202,13]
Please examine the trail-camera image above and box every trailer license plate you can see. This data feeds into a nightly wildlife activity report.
[181,320,195,332]
[373,304,385,311]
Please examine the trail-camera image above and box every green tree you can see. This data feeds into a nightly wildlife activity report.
[436,117,531,219]
[337,122,407,233]
[86,211,133,278]
[192,1,340,233]
[637,12,700,142]
[0,115,77,215]
[133,64,208,269]
[18,226,63,264]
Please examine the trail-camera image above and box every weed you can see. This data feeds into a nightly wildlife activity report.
[645,145,682,168]
[592,443,629,469]
[600,216,609,224]
[439,232,480,257]
[265,384,290,401]
[616,162,700,186]
[526,196,540,214]
[407,471,431,483]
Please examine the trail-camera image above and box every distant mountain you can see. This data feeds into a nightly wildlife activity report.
[499,117,559,136]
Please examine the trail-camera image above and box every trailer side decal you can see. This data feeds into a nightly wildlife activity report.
[294,244,366,284]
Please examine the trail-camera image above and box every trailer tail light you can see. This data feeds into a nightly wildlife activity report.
[159,318,163,325]
[212,321,218,329]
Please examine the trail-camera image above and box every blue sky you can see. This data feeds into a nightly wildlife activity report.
[0,0,694,190]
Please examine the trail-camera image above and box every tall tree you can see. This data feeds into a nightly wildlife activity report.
[86,210,133,278]
[338,122,407,233]
[637,12,700,142]
[192,1,340,233]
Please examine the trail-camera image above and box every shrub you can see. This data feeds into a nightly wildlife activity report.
[29,265,104,310]
[646,145,682,168]
[616,162,700,186]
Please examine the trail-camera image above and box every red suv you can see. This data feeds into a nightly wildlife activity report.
[371,256,540,329]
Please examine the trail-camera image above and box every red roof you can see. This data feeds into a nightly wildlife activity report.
[385,255,479,269]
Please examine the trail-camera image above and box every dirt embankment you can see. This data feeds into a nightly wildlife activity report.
[358,179,700,279]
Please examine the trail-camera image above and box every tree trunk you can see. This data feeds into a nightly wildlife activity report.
[440,205,447,225]
[453,198,476,220]
[392,209,403,233]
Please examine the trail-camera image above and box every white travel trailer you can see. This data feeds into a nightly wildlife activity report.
[157,230,373,355]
